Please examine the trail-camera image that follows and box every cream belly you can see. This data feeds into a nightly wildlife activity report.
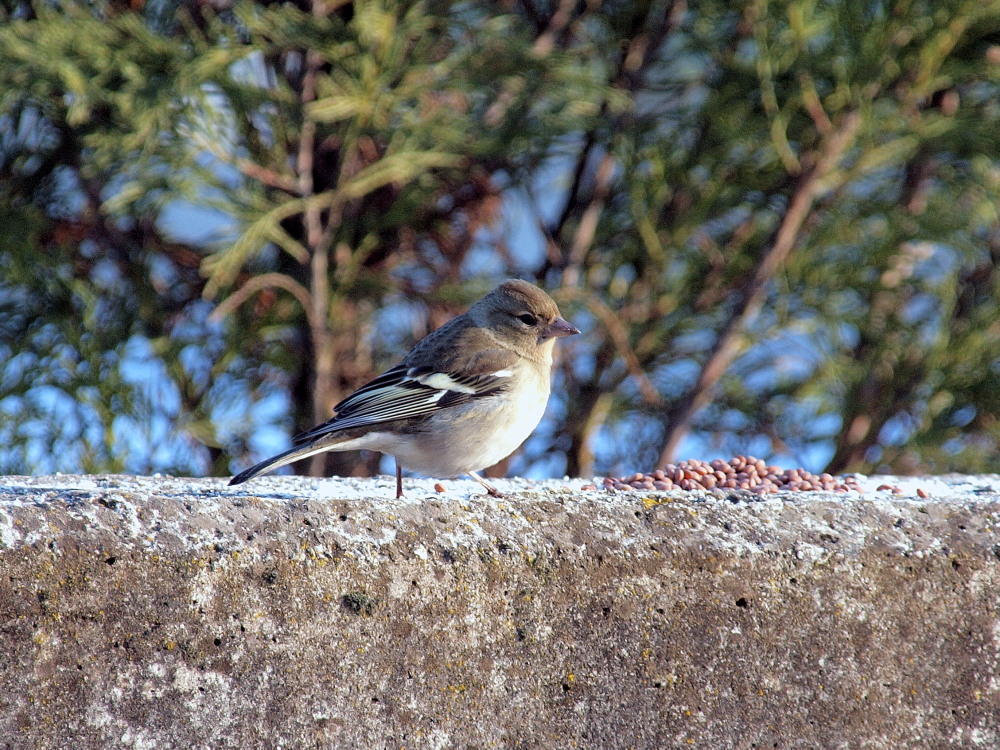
[340,367,551,477]
[451,374,550,472]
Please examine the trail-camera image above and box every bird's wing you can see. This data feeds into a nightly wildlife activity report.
[291,355,516,445]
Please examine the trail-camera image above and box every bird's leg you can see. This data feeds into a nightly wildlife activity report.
[395,460,404,499]
[468,470,504,498]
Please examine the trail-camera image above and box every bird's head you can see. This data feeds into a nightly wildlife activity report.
[474,279,580,352]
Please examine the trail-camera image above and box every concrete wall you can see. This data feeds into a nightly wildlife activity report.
[1,474,998,749]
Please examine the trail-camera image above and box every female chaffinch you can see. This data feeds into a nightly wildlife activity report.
[230,279,579,497]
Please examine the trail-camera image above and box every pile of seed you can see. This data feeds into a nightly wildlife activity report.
[602,455,863,494]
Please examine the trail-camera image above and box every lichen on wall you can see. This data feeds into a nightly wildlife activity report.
[1,474,998,748]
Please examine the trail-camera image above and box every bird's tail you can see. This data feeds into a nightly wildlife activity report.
[229,442,337,486]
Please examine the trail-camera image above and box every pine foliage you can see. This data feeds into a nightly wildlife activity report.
[1,0,999,476]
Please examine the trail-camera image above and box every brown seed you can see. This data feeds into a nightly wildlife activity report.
[916,488,929,499]
[434,482,446,493]
[601,457,870,497]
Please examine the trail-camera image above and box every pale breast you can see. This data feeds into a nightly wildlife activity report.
[470,366,551,470]
[359,363,552,477]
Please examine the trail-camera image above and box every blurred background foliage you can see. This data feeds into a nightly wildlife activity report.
[1,0,999,479]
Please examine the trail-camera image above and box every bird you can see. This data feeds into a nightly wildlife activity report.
[229,279,580,498]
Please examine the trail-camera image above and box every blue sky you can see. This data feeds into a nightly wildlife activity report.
[0,146,834,479]
[148,159,836,480]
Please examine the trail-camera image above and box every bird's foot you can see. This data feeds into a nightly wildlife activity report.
[468,471,504,498]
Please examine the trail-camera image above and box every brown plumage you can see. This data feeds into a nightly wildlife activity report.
[230,280,579,497]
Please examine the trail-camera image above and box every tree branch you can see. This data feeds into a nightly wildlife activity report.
[658,110,862,465]
[209,272,315,328]
[579,293,663,407]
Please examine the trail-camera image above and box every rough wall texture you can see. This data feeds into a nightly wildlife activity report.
[0,474,998,750]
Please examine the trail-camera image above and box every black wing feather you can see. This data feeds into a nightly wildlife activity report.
[291,364,510,446]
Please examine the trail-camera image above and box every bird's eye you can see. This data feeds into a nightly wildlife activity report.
[518,313,538,326]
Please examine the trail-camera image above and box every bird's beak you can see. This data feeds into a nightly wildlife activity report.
[543,316,581,339]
